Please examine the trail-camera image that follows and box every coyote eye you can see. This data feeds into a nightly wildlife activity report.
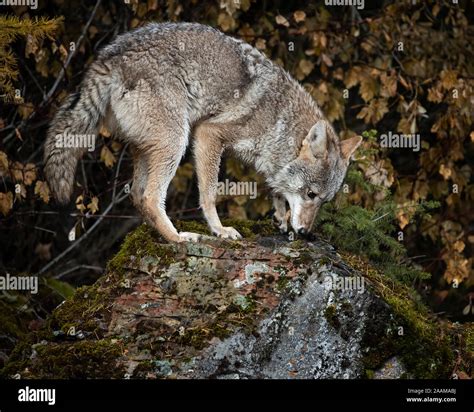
[307,190,317,200]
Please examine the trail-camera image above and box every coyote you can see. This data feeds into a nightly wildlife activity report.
[44,22,362,242]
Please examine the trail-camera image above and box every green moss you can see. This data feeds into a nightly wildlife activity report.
[365,369,375,379]
[324,304,341,330]
[344,253,454,378]
[289,239,306,249]
[49,283,106,334]
[465,324,473,355]
[107,224,176,275]
[294,250,314,266]
[221,218,277,238]
[174,220,210,235]
[175,302,260,351]
[30,340,124,379]
[0,340,31,378]
[275,267,288,291]
[177,323,231,350]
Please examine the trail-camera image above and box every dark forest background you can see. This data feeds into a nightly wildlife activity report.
[0,0,472,350]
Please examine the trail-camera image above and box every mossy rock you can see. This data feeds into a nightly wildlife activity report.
[2,221,470,379]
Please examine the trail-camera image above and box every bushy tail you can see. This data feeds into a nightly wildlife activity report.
[44,62,112,204]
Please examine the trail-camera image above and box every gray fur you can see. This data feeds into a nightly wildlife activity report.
[44,22,362,241]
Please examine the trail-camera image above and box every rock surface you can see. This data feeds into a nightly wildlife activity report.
[2,221,461,379]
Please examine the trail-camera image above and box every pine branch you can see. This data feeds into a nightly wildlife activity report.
[0,15,63,99]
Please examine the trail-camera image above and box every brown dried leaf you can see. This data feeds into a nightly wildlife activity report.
[293,11,306,23]
[0,191,13,216]
[275,15,290,27]
[87,196,99,214]
[23,163,37,186]
[34,180,50,203]
[100,145,116,168]
[0,151,8,177]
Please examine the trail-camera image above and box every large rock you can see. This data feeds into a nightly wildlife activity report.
[2,221,467,379]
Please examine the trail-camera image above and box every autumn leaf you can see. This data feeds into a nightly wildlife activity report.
[100,145,116,168]
[439,69,457,90]
[439,164,452,180]
[11,161,24,182]
[87,196,99,214]
[380,72,397,98]
[359,73,379,102]
[0,151,8,177]
[453,240,465,253]
[275,15,289,27]
[295,59,314,80]
[344,66,362,89]
[293,11,306,23]
[220,0,241,15]
[99,125,111,138]
[34,180,50,203]
[75,194,87,213]
[23,163,37,186]
[217,13,236,32]
[357,99,388,124]
[321,53,333,67]
[0,192,13,216]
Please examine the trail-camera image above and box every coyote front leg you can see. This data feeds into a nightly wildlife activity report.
[194,124,242,240]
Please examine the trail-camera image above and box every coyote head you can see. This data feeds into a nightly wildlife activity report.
[272,120,362,236]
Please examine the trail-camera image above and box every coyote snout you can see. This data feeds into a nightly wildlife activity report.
[286,195,320,236]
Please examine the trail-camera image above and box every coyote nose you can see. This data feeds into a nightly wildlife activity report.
[298,228,307,236]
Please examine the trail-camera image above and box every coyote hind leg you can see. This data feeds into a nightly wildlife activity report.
[131,141,201,243]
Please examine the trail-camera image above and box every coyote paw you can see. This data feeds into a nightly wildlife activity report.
[213,226,242,240]
[178,232,202,242]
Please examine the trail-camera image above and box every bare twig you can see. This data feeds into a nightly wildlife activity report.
[53,265,103,279]
[41,0,102,106]
[36,187,127,277]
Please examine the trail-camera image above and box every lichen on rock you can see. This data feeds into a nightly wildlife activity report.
[1,221,470,379]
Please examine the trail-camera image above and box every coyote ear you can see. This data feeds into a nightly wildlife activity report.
[300,120,328,158]
[340,136,363,161]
